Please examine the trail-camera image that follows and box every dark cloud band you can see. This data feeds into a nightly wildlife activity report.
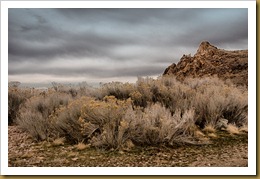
[8,8,248,85]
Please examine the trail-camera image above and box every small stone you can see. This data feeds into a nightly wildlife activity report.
[71,157,78,161]
[216,118,228,130]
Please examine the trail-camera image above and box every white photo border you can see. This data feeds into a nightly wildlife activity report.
[1,0,256,175]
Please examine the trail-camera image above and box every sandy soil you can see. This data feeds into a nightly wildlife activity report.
[8,125,248,167]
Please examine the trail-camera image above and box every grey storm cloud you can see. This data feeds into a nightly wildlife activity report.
[8,8,248,86]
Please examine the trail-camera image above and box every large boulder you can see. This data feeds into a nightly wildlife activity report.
[163,41,248,86]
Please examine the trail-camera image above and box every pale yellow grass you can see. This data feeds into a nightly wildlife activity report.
[208,133,218,138]
[41,140,52,147]
[75,142,89,151]
[226,124,240,135]
[202,124,216,133]
[123,139,135,150]
[194,130,205,138]
[52,137,65,146]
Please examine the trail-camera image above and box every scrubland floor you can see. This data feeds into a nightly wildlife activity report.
[8,125,247,167]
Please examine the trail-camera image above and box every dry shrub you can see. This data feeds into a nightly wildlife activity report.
[49,96,93,143]
[14,76,247,149]
[65,76,247,147]
[98,82,135,100]
[133,77,196,112]
[18,109,50,140]
[185,77,247,129]
[78,100,202,148]
[134,77,154,107]
[8,87,34,125]
[129,91,143,107]
[124,103,199,146]
[17,92,71,141]
[132,77,191,109]
[130,76,247,131]
[77,81,98,97]
[152,77,195,112]
[79,96,132,148]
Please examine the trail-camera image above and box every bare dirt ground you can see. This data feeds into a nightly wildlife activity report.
[8,125,248,167]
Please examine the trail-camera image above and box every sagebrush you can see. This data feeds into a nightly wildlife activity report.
[9,76,248,148]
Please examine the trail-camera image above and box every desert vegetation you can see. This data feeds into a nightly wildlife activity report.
[8,76,248,151]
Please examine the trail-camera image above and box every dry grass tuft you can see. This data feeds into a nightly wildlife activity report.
[202,124,216,133]
[208,133,218,138]
[75,142,89,151]
[52,137,65,146]
[41,141,52,147]
[194,130,205,138]
[226,124,240,135]
[123,139,135,150]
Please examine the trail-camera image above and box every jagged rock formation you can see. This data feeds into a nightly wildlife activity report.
[163,41,248,86]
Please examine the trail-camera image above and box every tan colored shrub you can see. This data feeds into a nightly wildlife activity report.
[14,76,247,149]
[123,103,198,146]
[99,82,135,100]
[129,91,143,106]
[8,87,34,125]
[97,76,247,133]
[49,96,93,143]
[80,96,132,148]
[190,78,247,128]
[17,92,72,141]
[134,77,154,107]
[18,109,50,140]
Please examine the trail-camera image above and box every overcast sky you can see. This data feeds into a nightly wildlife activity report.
[8,8,248,87]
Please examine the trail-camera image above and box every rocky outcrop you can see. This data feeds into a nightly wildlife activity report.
[163,41,248,86]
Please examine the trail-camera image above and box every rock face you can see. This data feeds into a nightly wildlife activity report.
[163,41,248,86]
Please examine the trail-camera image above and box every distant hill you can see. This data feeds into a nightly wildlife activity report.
[163,41,248,86]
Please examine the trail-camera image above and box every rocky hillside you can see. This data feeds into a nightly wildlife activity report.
[163,41,248,86]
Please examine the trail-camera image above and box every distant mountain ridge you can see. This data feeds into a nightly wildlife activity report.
[163,41,248,86]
